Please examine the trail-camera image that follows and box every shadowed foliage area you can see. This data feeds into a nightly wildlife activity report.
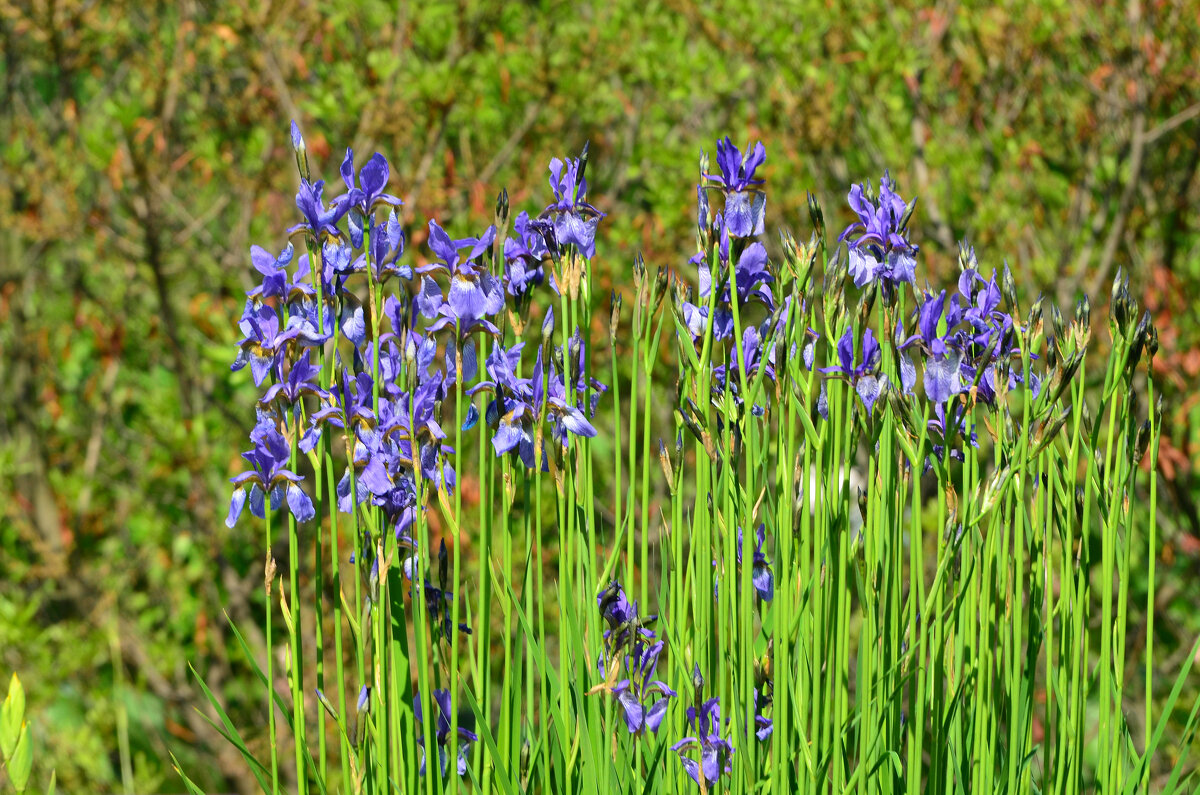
[1,1,1199,791]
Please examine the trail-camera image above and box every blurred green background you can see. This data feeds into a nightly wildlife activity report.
[2,1,1200,791]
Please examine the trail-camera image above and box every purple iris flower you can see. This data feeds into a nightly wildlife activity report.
[670,686,734,790]
[728,241,775,308]
[471,342,598,470]
[596,580,656,652]
[735,524,774,602]
[705,137,766,238]
[901,290,966,405]
[753,687,773,741]
[503,211,553,300]
[608,639,676,736]
[289,178,348,239]
[248,243,296,300]
[338,150,402,216]
[414,689,477,777]
[300,368,375,454]
[838,172,918,289]
[543,156,604,259]
[259,351,327,414]
[418,220,504,336]
[591,581,674,736]
[926,401,979,467]
[820,327,888,416]
[682,228,774,345]
[710,324,777,413]
[226,415,314,527]
[954,268,1043,406]
[413,540,472,644]
[232,303,287,386]
[279,292,335,349]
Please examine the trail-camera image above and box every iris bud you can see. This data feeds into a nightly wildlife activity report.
[807,191,825,240]
[609,290,622,348]
[496,188,510,226]
[1002,262,1019,312]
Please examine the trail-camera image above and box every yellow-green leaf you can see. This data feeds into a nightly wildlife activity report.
[9,722,32,793]
[1,673,24,759]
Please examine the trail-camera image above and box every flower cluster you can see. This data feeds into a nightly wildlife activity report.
[590,581,677,736]
[228,125,607,529]
[221,126,1070,790]
[225,127,609,782]
[671,667,735,789]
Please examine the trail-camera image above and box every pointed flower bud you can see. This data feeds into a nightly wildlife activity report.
[290,120,310,181]
[610,290,623,347]
[807,191,824,240]
[999,262,1017,312]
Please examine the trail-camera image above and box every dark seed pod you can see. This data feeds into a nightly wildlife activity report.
[576,140,590,188]
[438,539,449,589]
[1126,309,1152,376]
[596,580,622,619]
[1045,339,1059,371]
[899,196,919,235]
